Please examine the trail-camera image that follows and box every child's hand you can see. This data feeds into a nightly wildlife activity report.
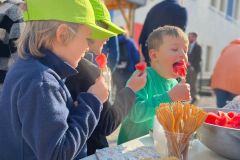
[126,71,147,92]
[168,79,191,102]
[88,76,109,103]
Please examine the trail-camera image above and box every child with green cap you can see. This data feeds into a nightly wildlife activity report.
[65,0,147,155]
[0,0,115,159]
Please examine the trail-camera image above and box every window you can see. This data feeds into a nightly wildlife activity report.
[234,0,240,19]
[226,0,240,20]
[211,0,217,7]
[219,0,226,12]
[226,0,234,18]
[205,46,212,72]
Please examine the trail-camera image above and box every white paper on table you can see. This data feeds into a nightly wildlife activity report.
[95,145,160,160]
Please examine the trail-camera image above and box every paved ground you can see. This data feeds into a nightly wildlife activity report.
[107,93,217,147]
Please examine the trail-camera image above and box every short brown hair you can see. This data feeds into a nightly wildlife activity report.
[146,25,188,51]
[189,32,198,38]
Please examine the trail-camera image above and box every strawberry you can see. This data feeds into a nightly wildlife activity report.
[205,112,220,125]
[229,114,240,129]
[227,111,238,118]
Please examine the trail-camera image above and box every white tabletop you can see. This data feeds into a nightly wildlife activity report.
[81,134,228,160]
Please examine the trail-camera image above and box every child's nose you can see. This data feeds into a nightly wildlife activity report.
[179,50,188,61]
[85,47,90,53]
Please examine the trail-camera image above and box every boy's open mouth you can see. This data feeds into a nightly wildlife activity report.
[173,60,187,77]
[173,60,186,68]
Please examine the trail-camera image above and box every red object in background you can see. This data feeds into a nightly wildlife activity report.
[135,61,147,73]
[95,54,107,69]
[134,23,143,47]
[205,111,240,129]
[173,60,187,77]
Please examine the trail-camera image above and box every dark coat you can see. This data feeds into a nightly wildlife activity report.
[188,42,202,73]
[139,0,188,65]
[0,1,23,83]
[65,58,136,155]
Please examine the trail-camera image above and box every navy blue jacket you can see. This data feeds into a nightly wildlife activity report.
[117,34,140,72]
[139,0,188,65]
[0,49,102,160]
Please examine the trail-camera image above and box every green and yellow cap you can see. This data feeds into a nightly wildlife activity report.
[23,0,116,39]
[89,0,125,36]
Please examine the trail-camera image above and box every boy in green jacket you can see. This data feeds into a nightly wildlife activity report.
[118,26,191,144]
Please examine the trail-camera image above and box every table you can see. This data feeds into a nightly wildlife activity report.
[81,134,228,160]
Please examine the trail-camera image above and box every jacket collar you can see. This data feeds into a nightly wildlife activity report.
[38,48,78,79]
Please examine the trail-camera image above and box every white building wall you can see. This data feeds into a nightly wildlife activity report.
[184,0,240,78]
[112,0,240,78]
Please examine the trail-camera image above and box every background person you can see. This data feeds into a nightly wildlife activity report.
[139,0,188,66]
[211,39,240,108]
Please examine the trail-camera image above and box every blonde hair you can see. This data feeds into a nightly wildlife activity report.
[17,20,80,58]
[146,25,189,51]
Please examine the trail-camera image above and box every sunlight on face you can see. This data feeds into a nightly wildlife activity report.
[188,33,196,44]
[151,35,188,79]
[87,20,109,55]
[88,38,108,55]
[66,25,91,67]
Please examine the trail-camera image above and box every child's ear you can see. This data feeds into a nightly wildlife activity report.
[149,49,157,61]
[56,24,69,44]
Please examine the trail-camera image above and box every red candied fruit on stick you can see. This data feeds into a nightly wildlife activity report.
[173,65,187,77]
[135,62,147,73]
[95,54,107,69]
[173,61,187,77]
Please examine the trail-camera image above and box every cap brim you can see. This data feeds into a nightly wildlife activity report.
[87,23,117,39]
[103,20,126,35]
